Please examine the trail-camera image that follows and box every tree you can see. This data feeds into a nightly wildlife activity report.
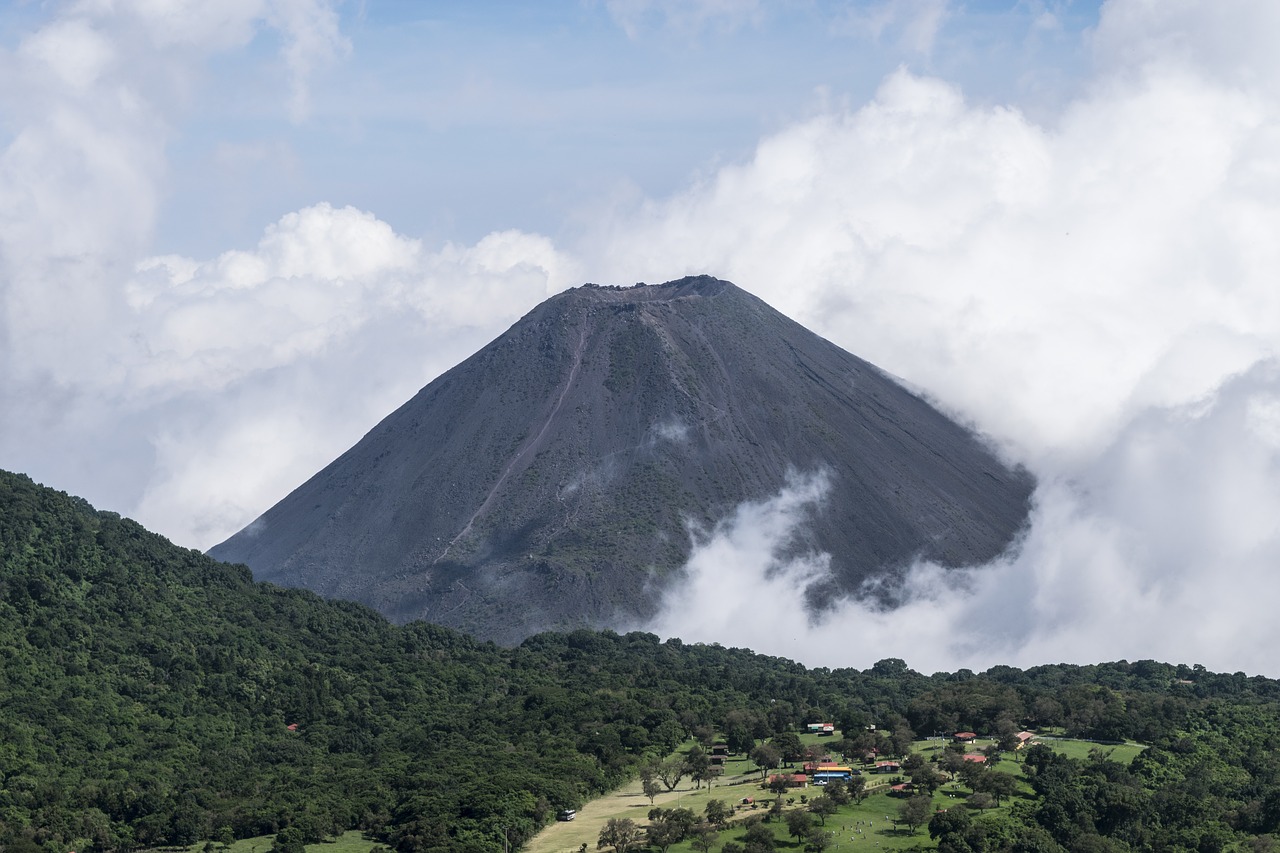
[848,775,867,803]
[743,821,776,853]
[691,824,720,853]
[890,721,917,758]
[271,828,305,853]
[770,732,804,765]
[767,702,796,734]
[643,778,662,805]
[647,819,683,853]
[929,807,971,841]
[939,750,968,775]
[808,795,838,826]
[958,762,987,791]
[910,765,946,795]
[598,818,642,853]
[724,711,758,755]
[686,746,713,790]
[824,779,851,806]
[966,792,995,811]
[766,774,792,796]
[804,829,833,853]
[984,772,1017,805]
[657,756,688,791]
[705,799,731,828]
[647,813,688,853]
[750,743,782,779]
[785,809,814,842]
[658,808,699,839]
[899,795,933,834]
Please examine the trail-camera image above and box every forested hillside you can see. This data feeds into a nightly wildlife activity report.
[3,470,1280,853]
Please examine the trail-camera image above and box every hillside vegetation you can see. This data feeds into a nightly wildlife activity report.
[3,470,1280,852]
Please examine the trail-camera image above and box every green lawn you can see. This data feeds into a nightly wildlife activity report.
[655,784,1024,853]
[1031,737,1146,765]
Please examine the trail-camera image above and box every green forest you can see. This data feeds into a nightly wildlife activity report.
[3,469,1280,853]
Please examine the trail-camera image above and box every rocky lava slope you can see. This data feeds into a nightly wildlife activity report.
[210,276,1033,642]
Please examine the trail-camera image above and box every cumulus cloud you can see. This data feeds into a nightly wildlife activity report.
[126,206,575,546]
[0,2,576,548]
[0,0,348,382]
[629,0,1280,674]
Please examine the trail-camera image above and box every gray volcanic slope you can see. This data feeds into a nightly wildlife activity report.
[210,276,1033,643]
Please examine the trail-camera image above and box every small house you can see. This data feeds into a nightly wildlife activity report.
[768,774,808,788]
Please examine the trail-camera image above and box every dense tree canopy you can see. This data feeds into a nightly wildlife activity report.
[5,470,1280,852]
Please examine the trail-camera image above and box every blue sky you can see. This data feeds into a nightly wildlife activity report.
[156,0,1100,255]
[7,0,1280,675]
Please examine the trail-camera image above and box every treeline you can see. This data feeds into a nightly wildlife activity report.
[3,470,1280,853]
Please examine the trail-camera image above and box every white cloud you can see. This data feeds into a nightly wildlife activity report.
[0,1,575,548]
[580,21,1280,464]
[0,0,350,384]
[653,363,1280,676]
[118,205,577,546]
[625,0,1280,674]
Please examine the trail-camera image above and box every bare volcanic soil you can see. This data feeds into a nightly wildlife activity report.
[210,276,1033,643]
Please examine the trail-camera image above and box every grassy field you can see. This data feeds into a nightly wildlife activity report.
[1032,737,1146,765]
[530,779,1025,853]
[914,735,1145,768]
[162,733,1142,853]
[529,731,1144,853]
[524,745,765,853]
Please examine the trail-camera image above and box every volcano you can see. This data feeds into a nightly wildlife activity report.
[209,276,1033,642]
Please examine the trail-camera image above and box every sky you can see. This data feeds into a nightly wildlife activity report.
[4,0,1280,676]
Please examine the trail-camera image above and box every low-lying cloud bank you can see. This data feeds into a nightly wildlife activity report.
[4,1,1280,674]
[651,361,1280,676]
